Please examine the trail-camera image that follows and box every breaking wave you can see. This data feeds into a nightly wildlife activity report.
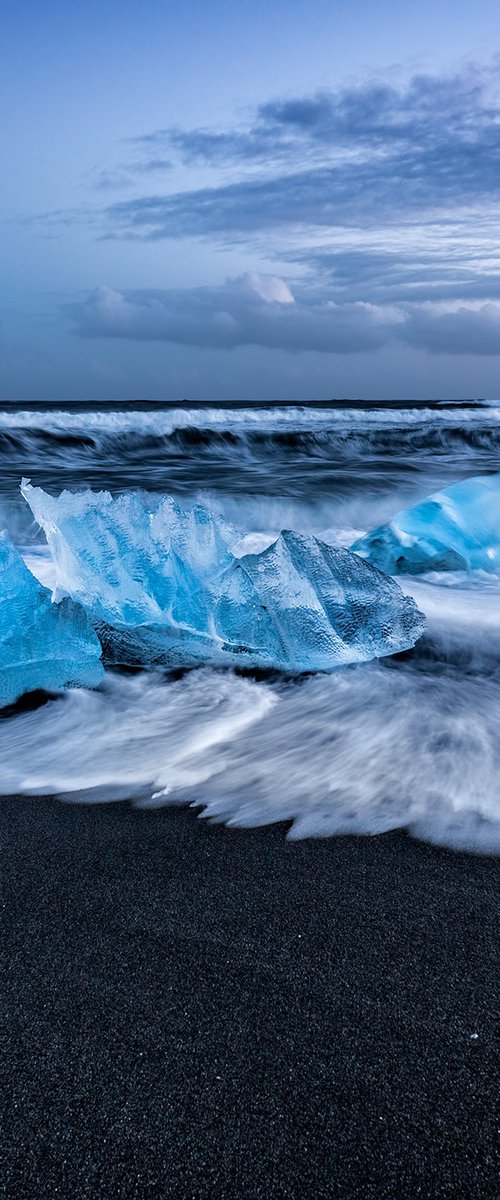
[1,403,499,530]
[1,651,499,854]
[0,400,497,434]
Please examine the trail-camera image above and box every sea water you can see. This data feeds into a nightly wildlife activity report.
[0,399,499,853]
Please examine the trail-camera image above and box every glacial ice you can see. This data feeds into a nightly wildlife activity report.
[0,530,103,707]
[22,482,425,672]
[214,530,426,670]
[352,472,500,575]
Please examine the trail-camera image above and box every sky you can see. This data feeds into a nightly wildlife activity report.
[1,0,500,401]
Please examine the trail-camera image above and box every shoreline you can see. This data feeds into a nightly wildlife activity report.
[3,796,499,1199]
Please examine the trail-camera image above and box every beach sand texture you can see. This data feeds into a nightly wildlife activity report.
[3,798,499,1199]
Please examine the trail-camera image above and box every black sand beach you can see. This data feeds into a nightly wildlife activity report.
[2,798,499,1199]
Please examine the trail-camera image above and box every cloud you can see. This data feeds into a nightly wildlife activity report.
[104,139,500,241]
[403,302,500,356]
[70,273,500,357]
[97,63,500,340]
[71,274,394,353]
[258,71,493,150]
[290,243,500,306]
[131,67,498,168]
[91,160,172,191]
[108,64,500,233]
[36,59,500,361]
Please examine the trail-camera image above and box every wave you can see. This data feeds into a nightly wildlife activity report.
[1,659,499,853]
[0,402,499,437]
[0,406,499,511]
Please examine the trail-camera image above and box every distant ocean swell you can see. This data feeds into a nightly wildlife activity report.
[0,403,499,508]
[2,418,500,457]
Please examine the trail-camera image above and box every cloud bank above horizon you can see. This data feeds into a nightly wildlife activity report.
[74,276,500,359]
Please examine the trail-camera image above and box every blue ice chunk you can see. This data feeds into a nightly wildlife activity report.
[22,483,425,672]
[21,481,235,630]
[0,531,103,707]
[215,530,426,671]
[352,473,500,575]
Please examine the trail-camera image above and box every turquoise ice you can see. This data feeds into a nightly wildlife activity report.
[352,473,500,575]
[213,529,425,671]
[22,482,425,672]
[0,531,103,707]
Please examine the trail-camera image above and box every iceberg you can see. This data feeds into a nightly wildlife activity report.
[22,482,425,672]
[21,482,236,627]
[352,473,500,575]
[214,530,425,671]
[0,530,103,708]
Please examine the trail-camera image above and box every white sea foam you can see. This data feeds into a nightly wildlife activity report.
[0,670,275,799]
[0,655,498,853]
[0,403,498,438]
[401,574,500,636]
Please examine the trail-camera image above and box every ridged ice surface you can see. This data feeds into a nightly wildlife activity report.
[0,531,103,707]
[22,482,425,672]
[352,472,500,575]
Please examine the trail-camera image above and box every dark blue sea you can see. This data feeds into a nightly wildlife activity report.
[1,399,499,852]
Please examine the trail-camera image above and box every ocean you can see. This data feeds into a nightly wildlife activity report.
[1,398,499,853]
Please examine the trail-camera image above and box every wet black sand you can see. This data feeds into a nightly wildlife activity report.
[2,797,499,1199]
